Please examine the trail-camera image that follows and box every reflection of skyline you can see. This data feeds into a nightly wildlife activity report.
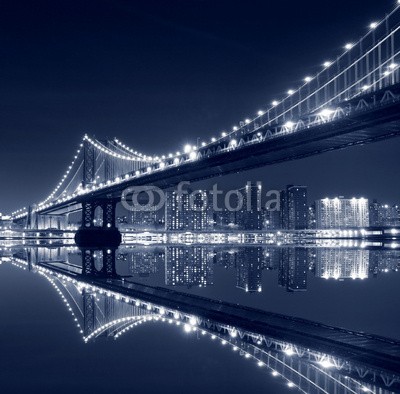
[4,251,400,394]
[120,246,400,293]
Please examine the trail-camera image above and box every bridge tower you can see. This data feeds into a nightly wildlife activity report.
[81,248,118,278]
[76,139,121,247]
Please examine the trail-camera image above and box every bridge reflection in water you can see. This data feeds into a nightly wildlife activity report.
[3,245,400,394]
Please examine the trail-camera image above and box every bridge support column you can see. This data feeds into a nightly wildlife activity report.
[83,289,96,338]
[75,198,121,248]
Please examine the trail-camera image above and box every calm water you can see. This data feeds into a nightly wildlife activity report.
[0,242,399,394]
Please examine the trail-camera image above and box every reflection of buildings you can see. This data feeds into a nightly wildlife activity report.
[278,248,308,292]
[129,250,164,277]
[165,190,213,231]
[236,247,263,292]
[369,200,400,227]
[213,249,238,269]
[165,247,214,287]
[315,249,370,280]
[369,250,400,276]
[315,197,369,229]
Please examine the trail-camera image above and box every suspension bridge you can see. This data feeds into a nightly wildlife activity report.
[8,2,400,246]
[1,245,399,393]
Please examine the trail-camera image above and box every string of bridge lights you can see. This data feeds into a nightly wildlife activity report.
[113,138,160,162]
[8,258,374,394]
[179,0,400,153]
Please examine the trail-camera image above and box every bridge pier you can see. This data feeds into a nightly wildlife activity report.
[75,198,121,248]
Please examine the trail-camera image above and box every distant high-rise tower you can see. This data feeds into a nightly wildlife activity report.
[237,182,262,230]
[281,185,308,230]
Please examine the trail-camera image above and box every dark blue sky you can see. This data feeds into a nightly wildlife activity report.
[1,0,399,213]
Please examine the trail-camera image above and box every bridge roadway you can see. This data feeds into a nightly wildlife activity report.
[41,261,400,377]
[40,84,400,216]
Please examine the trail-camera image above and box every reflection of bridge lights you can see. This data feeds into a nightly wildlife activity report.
[318,358,334,368]
[284,347,295,356]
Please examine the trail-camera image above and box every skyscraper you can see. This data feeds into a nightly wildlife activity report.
[315,197,369,229]
[280,185,308,230]
[237,182,262,230]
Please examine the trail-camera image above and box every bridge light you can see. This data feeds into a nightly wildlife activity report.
[189,151,197,160]
[272,371,279,377]
[230,139,237,147]
[284,347,295,356]
[174,157,180,165]
[211,137,216,142]
[271,100,279,107]
[389,63,398,69]
[201,142,206,147]
[323,61,332,68]
[304,76,312,83]
[344,43,353,50]
[183,144,192,154]
[221,131,227,137]
[287,89,294,96]
[384,70,391,76]
[287,382,295,388]
[369,22,378,29]
[232,126,238,131]
[285,121,295,129]
[244,119,251,124]
[319,108,334,117]
[361,85,370,91]
[257,110,264,116]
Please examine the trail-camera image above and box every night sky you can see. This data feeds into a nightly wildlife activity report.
[1,0,399,213]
